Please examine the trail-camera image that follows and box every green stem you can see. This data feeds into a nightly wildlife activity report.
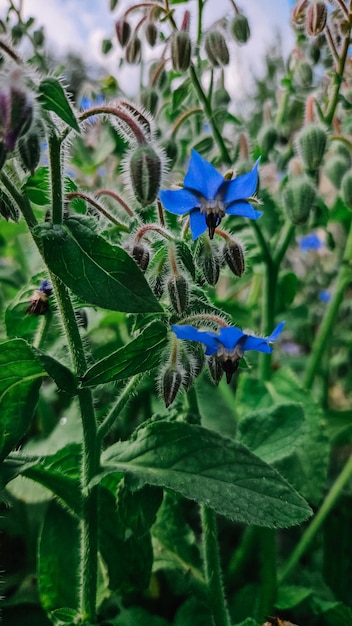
[48,133,64,225]
[304,220,352,390]
[279,454,352,584]
[50,275,98,624]
[201,505,232,626]
[97,375,141,443]
[189,64,232,165]
[33,310,53,350]
[196,0,204,46]
[256,528,277,621]
[324,26,352,126]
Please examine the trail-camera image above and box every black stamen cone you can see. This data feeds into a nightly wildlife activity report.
[221,358,239,384]
[206,213,222,239]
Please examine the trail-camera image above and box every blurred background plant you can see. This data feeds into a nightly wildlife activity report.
[1,1,352,626]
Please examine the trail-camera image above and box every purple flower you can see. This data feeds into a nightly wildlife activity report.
[159,150,262,240]
[172,321,285,383]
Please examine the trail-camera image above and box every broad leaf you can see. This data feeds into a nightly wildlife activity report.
[38,77,80,131]
[22,167,50,205]
[82,320,167,386]
[0,339,44,462]
[98,420,312,528]
[34,216,162,313]
[38,501,80,612]
[33,348,77,395]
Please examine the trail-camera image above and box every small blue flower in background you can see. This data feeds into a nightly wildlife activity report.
[172,321,284,383]
[299,232,324,252]
[319,290,331,303]
[159,150,262,240]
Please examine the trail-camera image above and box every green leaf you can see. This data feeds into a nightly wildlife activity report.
[22,167,50,205]
[109,607,169,626]
[0,339,44,462]
[38,500,80,612]
[38,77,80,131]
[50,607,81,626]
[275,584,312,610]
[34,216,162,313]
[33,348,77,395]
[82,320,167,386]
[98,420,312,528]
[236,369,330,505]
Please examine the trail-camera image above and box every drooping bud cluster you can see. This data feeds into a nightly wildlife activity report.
[223,239,245,277]
[167,273,189,315]
[196,238,221,286]
[129,145,162,207]
[291,0,328,37]
[297,124,327,172]
[231,12,251,44]
[204,31,229,67]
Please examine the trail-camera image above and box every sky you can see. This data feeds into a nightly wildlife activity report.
[14,0,296,98]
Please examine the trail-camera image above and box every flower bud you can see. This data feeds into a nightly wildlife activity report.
[161,138,178,169]
[0,188,19,222]
[167,274,189,314]
[197,241,220,286]
[140,88,159,116]
[204,31,229,66]
[282,176,317,224]
[26,280,52,316]
[292,0,308,26]
[257,123,278,158]
[0,70,33,151]
[295,60,313,88]
[145,21,158,47]
[213,87,231,108]
[18,121,44,175]
[230,13,250,44]
[208,355,224,385]
[115,18,131,47]
[223,239,245,277]
[129,145,162,206]
[324,155,350,189]
[162,365,183,407]
[171,31,192,72]
[131,242,150,271]
[297,124,327,171]
[125,35,142,64]
[341,171,352,210]
[306,2,327,37]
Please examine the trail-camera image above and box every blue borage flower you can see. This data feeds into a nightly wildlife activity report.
[26,280,53,316]
[172,321,285,383]
[159,149,262,240]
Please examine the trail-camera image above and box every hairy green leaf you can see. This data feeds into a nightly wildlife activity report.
[82,320,167,386]
[98,420,312,528]
[38,77,80,131]
[34,216,162,313]
[0,339,44,462]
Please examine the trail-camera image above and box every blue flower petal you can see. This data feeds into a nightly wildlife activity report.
[266,321,285,341]
[217,326,244,350]
[241,335,273,353]
[184,150,224,200]
[159,188,200,215]
[226,201,263,220]
[220,159,260,205]
[172,325,218,354]
[189,210,207,240]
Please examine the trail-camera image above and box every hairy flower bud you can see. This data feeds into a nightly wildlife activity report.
[0,188,19,222]
[295,60,313,88]
[0,70,33,151]
[306,1,327,37]
[115,18,131,47]
[167,274,189,314]
[257,123,278,158]
[213,87,231,108]
[18,121,44,175]
[131,242,150,270]
[26,280,52,316]
[204,31,230,66]
[230,13,250,44]
[125,35,142,64]
[197,241,220,286]
[140,88,159,116]
[341,171,352,210]
[161,138,178,169]
[145,21,158,47]
[325,155,350,189]
[171,31,192,72]
[282,176,317,224]
[223,239,245,277]
[162,365,183,407]
[129,145,162,206]
[292,0,309,26]
[297,124,327,171]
